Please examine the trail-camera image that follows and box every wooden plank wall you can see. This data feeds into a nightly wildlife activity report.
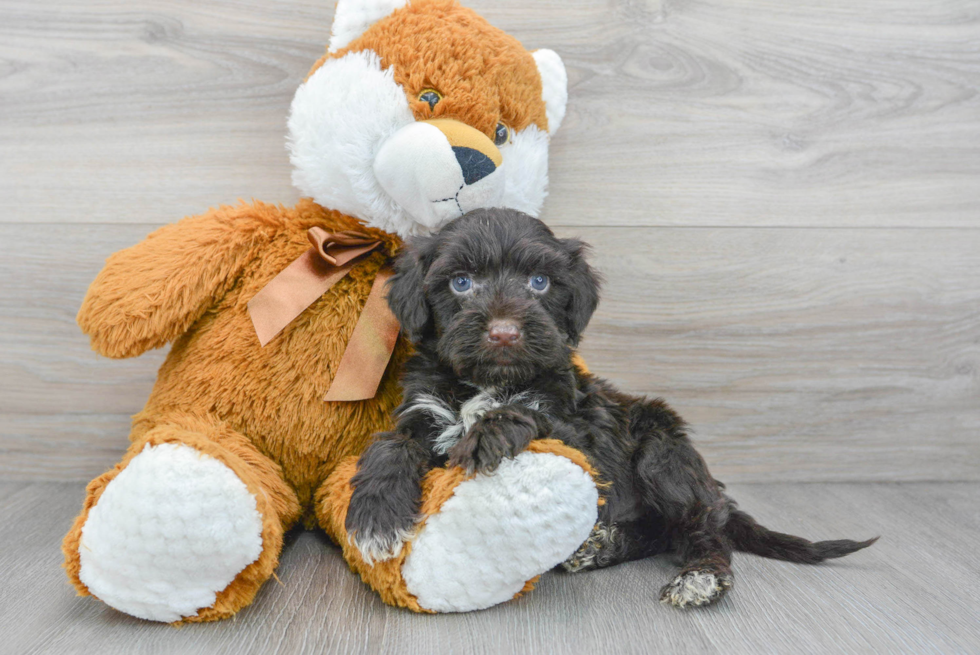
[1,0,978,483]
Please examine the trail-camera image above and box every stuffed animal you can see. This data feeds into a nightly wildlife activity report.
[63,0,599,622]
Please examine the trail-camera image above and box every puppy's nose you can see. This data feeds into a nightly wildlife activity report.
[486,319,522,346]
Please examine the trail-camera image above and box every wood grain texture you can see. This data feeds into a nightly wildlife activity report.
[2,0,978,480]
[5,481,978,654]
[2,222,977,483]
[1,0,979,227]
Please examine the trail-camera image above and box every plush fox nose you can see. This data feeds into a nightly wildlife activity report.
[453,147,496,185]
[487,319,522,346]
[424,119,502,186]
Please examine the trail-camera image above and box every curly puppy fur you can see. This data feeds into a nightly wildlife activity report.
[346,208,877,607]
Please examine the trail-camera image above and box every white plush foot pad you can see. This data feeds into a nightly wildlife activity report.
[402,451,598,612]
[78,443,265,622]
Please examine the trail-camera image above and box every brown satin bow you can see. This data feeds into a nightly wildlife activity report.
[247,227,400,402]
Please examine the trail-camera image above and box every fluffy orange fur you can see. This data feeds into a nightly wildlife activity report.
[320,0,550,136]
[63,199,413,621]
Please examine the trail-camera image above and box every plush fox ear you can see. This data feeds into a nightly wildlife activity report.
[329,0,408,52]
[532,49,568,133]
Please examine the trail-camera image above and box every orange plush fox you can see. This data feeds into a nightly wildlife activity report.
[63,0,599,622]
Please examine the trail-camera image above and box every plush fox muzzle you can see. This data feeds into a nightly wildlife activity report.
[374,118,505,231]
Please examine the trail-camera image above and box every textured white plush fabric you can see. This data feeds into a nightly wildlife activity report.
[328,0,408,53]
[402,451,599,612]
[78,443,265,622]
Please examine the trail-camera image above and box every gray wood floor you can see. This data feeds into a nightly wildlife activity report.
[6,481,978,654]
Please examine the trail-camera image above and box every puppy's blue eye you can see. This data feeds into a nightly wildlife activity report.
[529,274,550,292]
[451,275,473,293]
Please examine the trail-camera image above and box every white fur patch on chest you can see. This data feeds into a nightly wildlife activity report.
[404,388,543,454]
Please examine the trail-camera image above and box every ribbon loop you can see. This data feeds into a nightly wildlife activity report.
[247,227,400,401]
[307,227,382,267]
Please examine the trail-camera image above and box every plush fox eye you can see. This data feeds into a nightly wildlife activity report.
[493,122,510,146]
[451,274,473,294]
[529,274,550,292]
[419,90,442,110]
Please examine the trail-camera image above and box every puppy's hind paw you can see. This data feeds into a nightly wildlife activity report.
[659,570,732,608]
[350,527,413,566]
[562,522,619,573]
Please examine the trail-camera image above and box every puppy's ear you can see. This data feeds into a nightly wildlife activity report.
[561,238,601,345]
[386,236,436,342]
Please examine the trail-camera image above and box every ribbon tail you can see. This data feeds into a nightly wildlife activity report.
[324,268,400,402]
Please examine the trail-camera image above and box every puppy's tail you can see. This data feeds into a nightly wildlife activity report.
[725,508,877,564]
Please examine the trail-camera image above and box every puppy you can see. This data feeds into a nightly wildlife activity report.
[346,208,876,607]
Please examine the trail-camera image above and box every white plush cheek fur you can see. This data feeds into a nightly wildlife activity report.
[373,122,506,231]
[288,50,415,236]
[288,49,554,240]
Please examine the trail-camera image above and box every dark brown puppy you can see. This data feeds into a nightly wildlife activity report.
[346,208,876,607]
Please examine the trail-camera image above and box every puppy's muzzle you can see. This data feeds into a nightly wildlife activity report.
[486,318,522,347]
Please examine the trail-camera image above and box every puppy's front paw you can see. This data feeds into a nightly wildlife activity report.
[345,489,417,565]
[351,526,413,565]
[447,407,537,474]
[659,569,732,608]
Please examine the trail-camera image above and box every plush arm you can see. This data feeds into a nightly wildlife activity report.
[78,203,279,358]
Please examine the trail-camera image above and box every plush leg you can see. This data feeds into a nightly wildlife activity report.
[317,439,600,613]
[62,417,300,623]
